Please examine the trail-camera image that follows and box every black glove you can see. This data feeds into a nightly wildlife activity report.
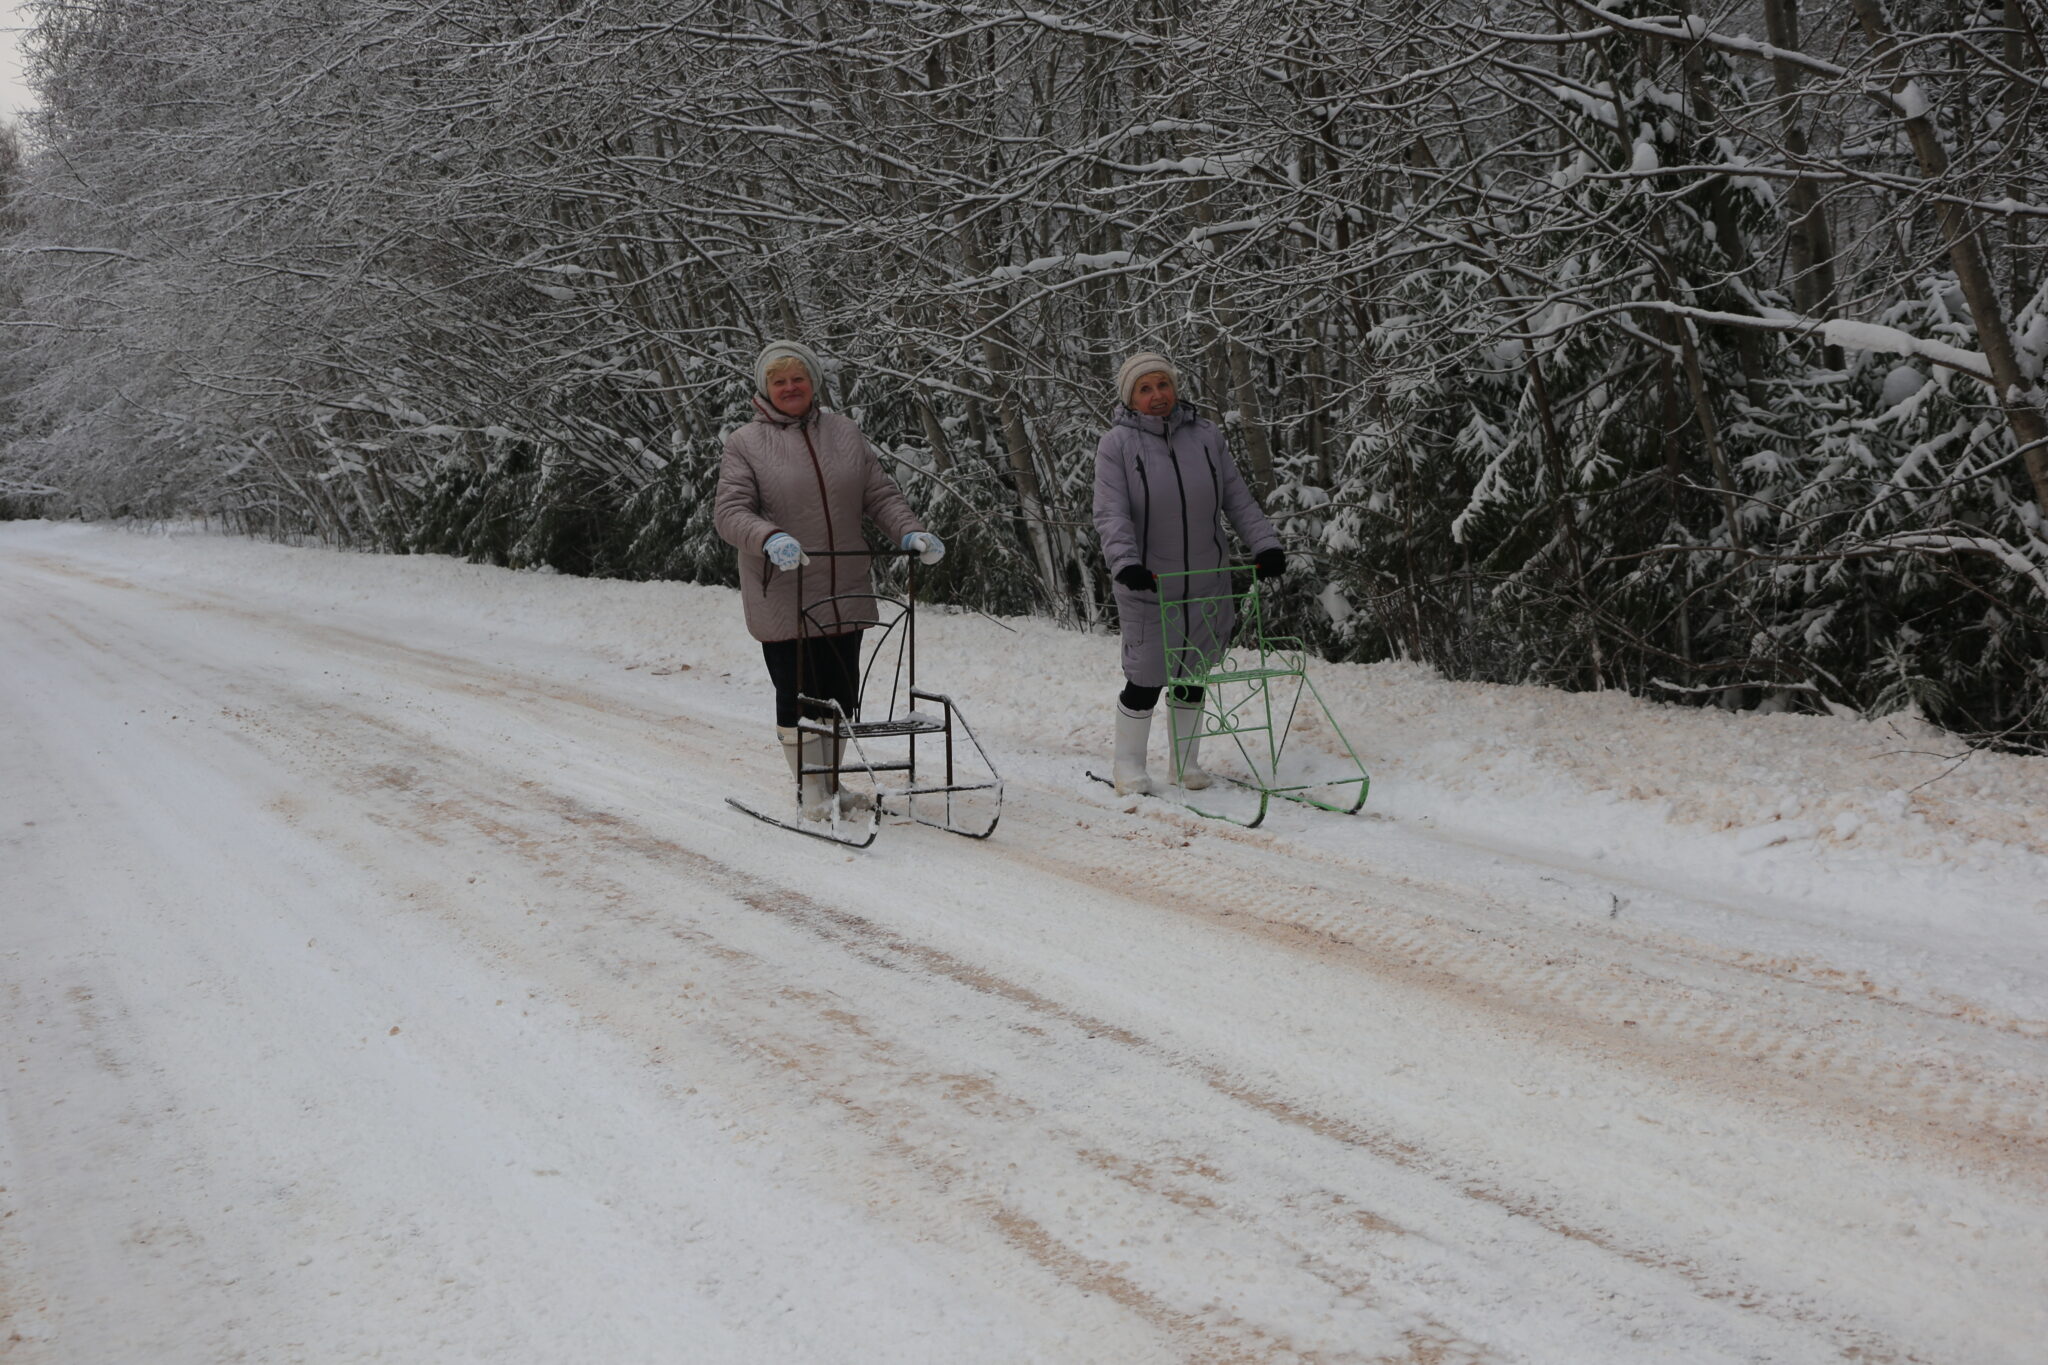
[1115,563,1157,593]
[1253,547,1287,580]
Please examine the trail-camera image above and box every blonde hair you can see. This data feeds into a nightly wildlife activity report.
[764,355,810,382]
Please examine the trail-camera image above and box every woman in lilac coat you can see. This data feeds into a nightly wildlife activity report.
[1093,351,1285,795]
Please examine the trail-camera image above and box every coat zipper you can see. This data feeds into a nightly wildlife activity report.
[1164,411,1196,686]
[1166,418,1192,590]
[1135,453,1151,586]
[1202,439,1227,568]
[799,422,844,632]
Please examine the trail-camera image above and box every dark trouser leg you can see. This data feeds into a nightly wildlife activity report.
[762,638,804,729]
[805,630,864,725]
[763,630,866,729]
[1120,681,1202,713]
[765,632,866,804]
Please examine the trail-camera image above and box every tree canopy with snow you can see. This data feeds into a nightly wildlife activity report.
[2,0,2045,743]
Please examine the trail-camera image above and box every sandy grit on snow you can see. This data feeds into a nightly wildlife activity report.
[2,520,2045,1365]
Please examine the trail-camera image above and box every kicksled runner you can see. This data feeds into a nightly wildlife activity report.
[1089,567,1370,829]
[727,547,1003,849]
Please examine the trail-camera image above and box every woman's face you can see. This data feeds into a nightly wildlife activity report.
[767,363,814,417]
[1132,370,1176,417]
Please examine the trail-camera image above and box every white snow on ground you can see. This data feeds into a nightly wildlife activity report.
[3,520,2046,1364]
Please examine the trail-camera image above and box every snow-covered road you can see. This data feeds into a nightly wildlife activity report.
[3,523,2045,1364]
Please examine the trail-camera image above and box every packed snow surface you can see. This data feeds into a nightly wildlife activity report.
[3,521,2045,1364]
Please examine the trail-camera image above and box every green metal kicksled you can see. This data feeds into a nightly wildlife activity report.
[1155,567,1370,829]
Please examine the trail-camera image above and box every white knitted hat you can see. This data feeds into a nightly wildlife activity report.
[754,339,824,397]
[1117,351,1176,407]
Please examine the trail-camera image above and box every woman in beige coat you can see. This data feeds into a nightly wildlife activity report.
[714,340,944,814]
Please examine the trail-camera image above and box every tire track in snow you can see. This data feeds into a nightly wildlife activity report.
[208,681,1934,1365]
[5,569,1236,1362]
[42,588,1830,1360]
[112,545,2035,1184]
[0,575,1457,1361]
[8,545,2035,1363]
[243,703,1491,1363]
[1297,816,2048,1040]
[1004,791,2048,1179]
[80,546,2039,1177]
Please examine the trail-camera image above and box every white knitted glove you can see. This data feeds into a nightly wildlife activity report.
[901,531,945,565]
[763,532,808,570]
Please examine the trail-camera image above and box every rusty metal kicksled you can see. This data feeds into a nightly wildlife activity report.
[726,548,1003,848]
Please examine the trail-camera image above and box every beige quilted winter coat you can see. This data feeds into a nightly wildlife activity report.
[714,398,927,643]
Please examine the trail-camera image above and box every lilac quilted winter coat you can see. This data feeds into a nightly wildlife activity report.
[715,398,926,643]
[1093,401,1279,688]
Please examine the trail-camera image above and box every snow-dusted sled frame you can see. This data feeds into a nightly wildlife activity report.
[725,548,1003,848]
[1156,569,1370,829]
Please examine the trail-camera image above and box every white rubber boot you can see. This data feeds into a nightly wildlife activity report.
[1167,701,1213,790]
[779,726,834,819]
[1112,704,1157,796]
[826,720,877,815]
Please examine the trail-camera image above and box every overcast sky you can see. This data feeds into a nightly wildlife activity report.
[2,1,35,122]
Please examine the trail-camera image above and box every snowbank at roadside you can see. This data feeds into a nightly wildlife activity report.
[12,519,2045,1013]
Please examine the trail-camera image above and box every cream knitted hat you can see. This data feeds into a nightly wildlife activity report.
[1116,351,1176,407]
[754,339,824,397]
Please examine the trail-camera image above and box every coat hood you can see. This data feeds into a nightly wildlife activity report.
[1110,400,1199,437]
[750,394,820,429]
